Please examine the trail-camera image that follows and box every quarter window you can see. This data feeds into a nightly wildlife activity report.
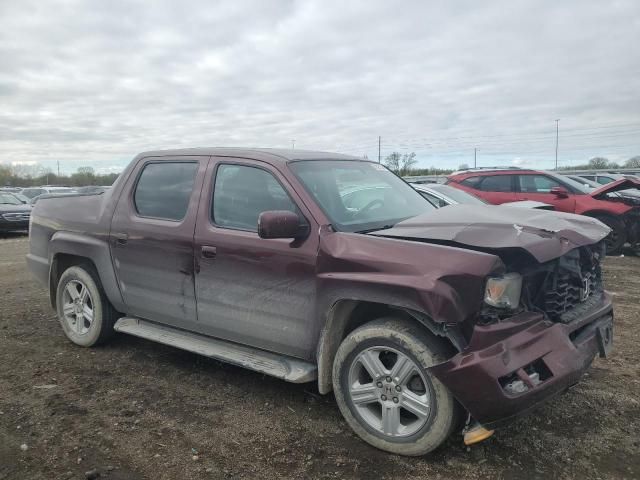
[134,162,198,221]
[212,164,299,231]
[479,175,513,192]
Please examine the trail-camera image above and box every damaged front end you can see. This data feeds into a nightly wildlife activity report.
[429,240,613,428]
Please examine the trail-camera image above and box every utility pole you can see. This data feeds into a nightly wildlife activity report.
[57,160,60,177]
[378,136,381,163]
[555,119,559,170]
[291,139,295,150]
[474,148,477,168]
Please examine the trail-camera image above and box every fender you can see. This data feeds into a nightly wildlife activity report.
[48,231,126,312]
[314,284,469,395]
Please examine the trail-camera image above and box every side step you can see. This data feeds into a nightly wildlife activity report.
[114,317,317,383]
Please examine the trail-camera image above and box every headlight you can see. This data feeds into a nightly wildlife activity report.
[484,273,522,309]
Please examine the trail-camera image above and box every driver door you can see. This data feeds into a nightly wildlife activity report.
[192,158,319,359]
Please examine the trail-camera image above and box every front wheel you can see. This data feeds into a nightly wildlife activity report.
[332,318,460,456]
[56,265,118,347]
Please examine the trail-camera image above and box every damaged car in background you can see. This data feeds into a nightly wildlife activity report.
[446,167,640,254]
[28,148,614,456]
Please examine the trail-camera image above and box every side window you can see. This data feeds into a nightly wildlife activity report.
[518,175,562,193]
[460,176,483,189]
[479,175,513,192]
[134,162,198,221]
[597,176,614,185]
[212,164,299,231]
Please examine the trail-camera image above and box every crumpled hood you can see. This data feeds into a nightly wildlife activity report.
[591,178,640,197]
[370,205,610,263]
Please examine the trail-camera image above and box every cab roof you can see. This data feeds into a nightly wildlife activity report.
[134,147,362,164]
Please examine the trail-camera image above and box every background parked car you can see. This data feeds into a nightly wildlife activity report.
[0,192,31,232]
[446,168,640,254]
[2,191,31,204]
[411,182,554,210]
[21,186,75,199]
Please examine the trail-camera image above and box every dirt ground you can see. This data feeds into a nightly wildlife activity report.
[0,234,638,480]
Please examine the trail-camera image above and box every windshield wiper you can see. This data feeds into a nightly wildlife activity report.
[356,224,395,234]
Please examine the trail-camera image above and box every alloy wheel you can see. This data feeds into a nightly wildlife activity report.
[61,280,94,335]
[347,346,432,438]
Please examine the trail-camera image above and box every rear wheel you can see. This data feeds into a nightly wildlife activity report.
[593,214,625,255]
[56,265,118,347]
[332,317,460,456]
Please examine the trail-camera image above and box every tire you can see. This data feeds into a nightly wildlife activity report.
[593,214,626,255]
[55,264,118,347]
[332,317,460,456]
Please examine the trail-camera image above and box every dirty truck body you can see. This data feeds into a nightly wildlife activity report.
[27,148,614,455]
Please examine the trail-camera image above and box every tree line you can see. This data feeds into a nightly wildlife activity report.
[381,152,640,176]
[559,156,640,171]
[0,164,119,188]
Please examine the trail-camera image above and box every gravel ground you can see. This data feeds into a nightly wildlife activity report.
[1,234,639,480]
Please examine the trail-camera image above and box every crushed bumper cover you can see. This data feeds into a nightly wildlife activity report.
[429,293,613,428]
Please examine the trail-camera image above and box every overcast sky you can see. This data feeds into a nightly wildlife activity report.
[1,0,639,174]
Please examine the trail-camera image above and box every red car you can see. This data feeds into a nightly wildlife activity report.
[446,168,640,254]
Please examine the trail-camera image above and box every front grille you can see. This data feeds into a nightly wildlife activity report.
[536,244,604,323]
[2,212,30,222]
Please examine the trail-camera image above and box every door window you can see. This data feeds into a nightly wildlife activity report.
[133,162,198,221]
[479,175,513,192]
[460,176,483,189]
[518,175,563,193]
[212,164,299,231]
[596,176,615,184]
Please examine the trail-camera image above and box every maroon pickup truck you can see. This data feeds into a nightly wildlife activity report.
[27,148,614,456]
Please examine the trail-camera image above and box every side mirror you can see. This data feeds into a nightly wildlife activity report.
[550,186,569,198]
[258,210,309,240]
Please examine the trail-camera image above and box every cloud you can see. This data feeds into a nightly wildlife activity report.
[0,0,639,173]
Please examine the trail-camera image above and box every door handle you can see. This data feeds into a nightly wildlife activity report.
[113,233,128,245]
[201,245,217,259]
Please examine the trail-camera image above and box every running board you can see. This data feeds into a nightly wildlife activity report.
[114,317,317,383]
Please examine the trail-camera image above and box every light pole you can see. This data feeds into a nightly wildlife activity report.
[555,119,559,170]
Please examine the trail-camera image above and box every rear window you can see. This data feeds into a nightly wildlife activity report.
[134,162,198,221]
[478,175,513,192]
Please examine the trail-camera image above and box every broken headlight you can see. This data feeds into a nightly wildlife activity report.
[484,273,522,309]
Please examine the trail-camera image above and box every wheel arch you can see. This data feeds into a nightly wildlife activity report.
[316,299,464,394]
[48,231,125,312]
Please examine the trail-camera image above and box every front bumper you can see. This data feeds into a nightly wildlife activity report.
[429,293,613,427]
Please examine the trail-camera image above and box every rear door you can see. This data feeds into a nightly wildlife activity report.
[474,175,517,204]
[192,158,319,359]
[515,174,576,212]
[110,156,208,331]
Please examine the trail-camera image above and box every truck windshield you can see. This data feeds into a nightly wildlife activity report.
[289,160,434,233]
